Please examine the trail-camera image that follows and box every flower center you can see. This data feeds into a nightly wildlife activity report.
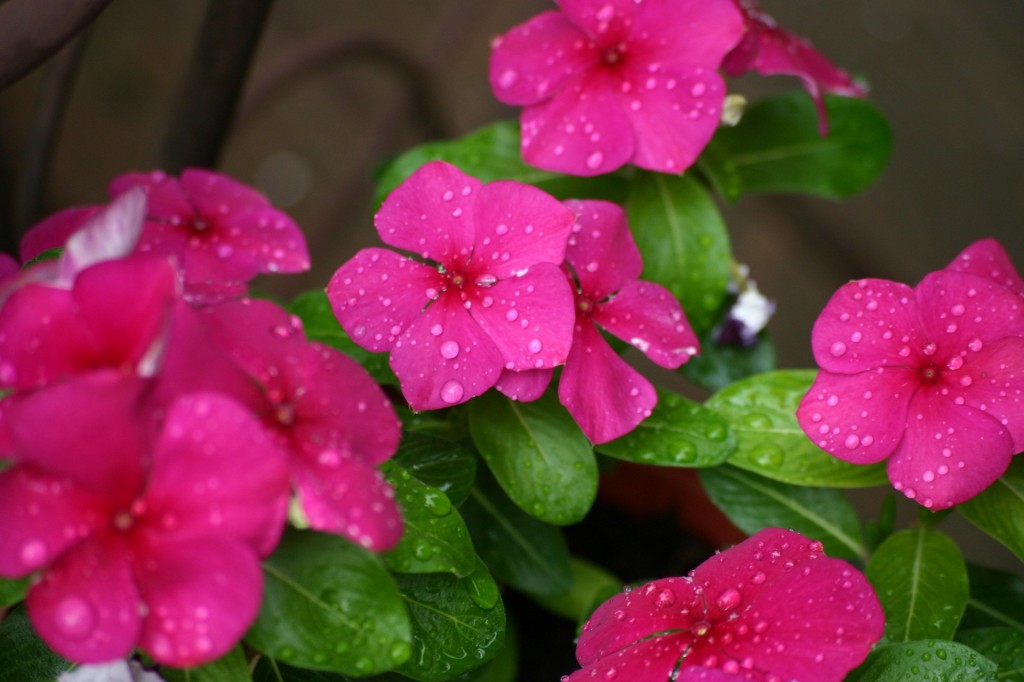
[192,217,211,232]
[602,45,625,66]
[576,296,595,316]
[919,364,939,383]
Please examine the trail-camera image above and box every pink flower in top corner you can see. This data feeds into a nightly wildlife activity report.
[499,200,698,443]
[109,168,310,303]
[199,297,404,551]
[327,161,577,411]
[489,0,745,176]
[722,0,867,135]
[564,528,883,682]
[797,262,1024,509]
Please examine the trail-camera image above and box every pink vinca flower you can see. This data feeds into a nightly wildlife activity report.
[797,264,1024,509]
[565,528,883,682]
[722,0,867,135]
[327,161,577,410]
[489,0,745,176]
[0,374,291,665]
[199,298,404,551]
[498,200,699,443]
[945,238,1024,299]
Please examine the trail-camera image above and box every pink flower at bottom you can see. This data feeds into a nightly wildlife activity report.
[564,528,883,682]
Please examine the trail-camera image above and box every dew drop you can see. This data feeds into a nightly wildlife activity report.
[19,539,47,567]
[528,338,543,354]
[440,380,464,404]
[430,324,443,337]
[586,151,604,169]
[440,340,460,359]
[715,587,741,611]
[55,596,95,639]
[829,341,847,357]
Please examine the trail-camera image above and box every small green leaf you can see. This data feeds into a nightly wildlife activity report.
[247,530,411,676]
[847,639,997,682]
[956,628,1024,681]
[866,528,969,642]
[382,461,477,577]
[391,431,477,506]
[163,645,252,682]
[596,389,736,468]
[393,571,505,682]
[0,605,73,680]
[962,564,1024,634]
[959,459,1024,563]
[699,465,866,560]
[0,575,28,607]
[468,390,596,525]
[531,556,622,623]
[624,171,732,333]
[705,370,888,487]
[700,93,892,201]
[678,330,777,392]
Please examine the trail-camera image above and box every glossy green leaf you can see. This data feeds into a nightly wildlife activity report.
[0,606,73,680]
[452,615,518,682]
[468,390,596,525]
[391,431,477,506]
[247,530,411,676]
[460,472,572,597]
[962,564,1024,634]
[700,93,892,202]
[678,330,777,392]
[705,369,888,487]
[531,556,621,623]
[382,461,477,577]
[596,388,736,468]
[847,639,997,682]
[699,465,866,560]
[0,576,28,607]
[163,645,251,682]
[956,628,1024,681]
[959,459,1024,563]
[392,571,505,682]
[624,171,732,333]
[253,658,351,681]
[866,528,968,642]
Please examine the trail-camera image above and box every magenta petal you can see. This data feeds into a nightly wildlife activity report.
[327,248,445,353]
[888,387,1015,509]
[557,0,640,45]
[914,271,1024,355]
[180,168,271,213]
[558,321,657,444]
[490,11,596,106]
[374,161,480,263]
[945,238,1024,297]
[629,0,744,66]
[797,368,918,465]
[567,633,687,682]
[390,291,504,410]
[293,457,403,551]
[469,263,575,371]
[564,199,642,300]
[60,189,146,282]
[109,171,191,216]
[0,466,107,577]
[595,280,700,369]
[946,336,1024,450]
[27,537,142,664]
[677,668,747,682]
[19,206,99,264]
[495,368,554,403]
[134,537,263,666]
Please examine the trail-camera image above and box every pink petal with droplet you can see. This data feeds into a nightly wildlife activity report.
[945,238,1024,297]
[595,280,699,369]
[134,537,263,667]
[557,0,639,44]
[495,367,554,403]
[109,170,190,216]
[629,0,744,66]
[567,633,687,682]
[676,668,747,682]
[945,336,1024,450]
[327,248,445,353]
[563,199,642,301]
[19,206,99,264]
[27,537,142,664]
[914,271,1024,356]
[180,168,271,213]
[558,320,657,444]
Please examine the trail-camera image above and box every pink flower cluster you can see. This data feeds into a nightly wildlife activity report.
[329,161,699,443]
[799,239,1024,509]
[489,0,864,177]
[0,171,401,666]
[564,528,883,681]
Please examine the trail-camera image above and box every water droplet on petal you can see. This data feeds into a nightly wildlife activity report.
[430,324,443,336]
[440,380,464,404]
[528,338,543,354]
[440,340,460,359]
[586,151,604,169]
[715,587,741,611]
[55,596,95,639]
[830,341,847,357]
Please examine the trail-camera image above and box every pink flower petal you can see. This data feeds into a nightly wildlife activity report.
[797,367,918,465]
[468,263,575,371]
[557,0,641,45]
[495,367,554,402]
[677,668,747,682]
[0,466,107,578]
[19,206,99,264]
[567,633,687,682]
[489,11,596,107]
[595,280,700,369]
[292,457,403,551]
[59,188,146,283]
[27,537,142,664]
[563,199,642,301]
[888,386,1015,509]
[390,291,504,410]
[945,336,1024,450]
[109,171,190,216]
[558,320,657,443]
[180,168,271,213]
[374,161,480,264]
[914,271,1024,357]
[629,0,744,66]
[327,248,445,353]
[945,238,1024,297]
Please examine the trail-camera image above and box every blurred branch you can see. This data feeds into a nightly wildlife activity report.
[158,0,274,173]
[0,0,112,91]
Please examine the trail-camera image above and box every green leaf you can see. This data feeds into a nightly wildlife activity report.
[866,528,969,642]
[460,472,572,597]
[847,639,997,682]
[699,465,866,560]
[0,575,28,607]
[0,605,74,680]
[956,628,1024,681]
[382,461,477,577]
[163,645,252,682]
[678,330,777,392]
[700,93,892,202]
[596,388,736,468]
[287,290,397,386]
[962,564,1024,634]
[253,658,351,681]
[392,571,505,682]
[451,614,518,682]
[468,390,596,525]
[247,530,411,676]
[391,431,477,506]
[530,556,621,623]
[624,171,732,333]
[959,459,1024,563]
[705,369,888,487]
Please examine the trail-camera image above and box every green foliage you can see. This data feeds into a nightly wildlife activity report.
[962,564,1024,633]
[391,432,477,506]
[163,646,252,682]
[0,576,28,608]
[956,628,1024,681]
[847,639,997,681]
[0,606,73,681]
[679,330,777,392]
[531,557,621,624]
[959,459,1024,563]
